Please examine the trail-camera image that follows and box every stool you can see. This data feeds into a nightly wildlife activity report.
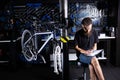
[77,61,88,80]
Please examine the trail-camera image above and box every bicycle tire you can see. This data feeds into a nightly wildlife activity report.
[21,29,35,61]
[53,42,62,74]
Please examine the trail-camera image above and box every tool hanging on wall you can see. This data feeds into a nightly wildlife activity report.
[60,36,70,43]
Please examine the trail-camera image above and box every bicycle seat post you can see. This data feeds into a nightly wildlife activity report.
[33,19,38,54]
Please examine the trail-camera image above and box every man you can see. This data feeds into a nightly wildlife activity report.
[74,17,105,80]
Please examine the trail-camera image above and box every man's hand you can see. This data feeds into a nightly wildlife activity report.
[80,49,93,55]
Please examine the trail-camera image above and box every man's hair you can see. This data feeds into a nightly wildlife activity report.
[81,17,92,26]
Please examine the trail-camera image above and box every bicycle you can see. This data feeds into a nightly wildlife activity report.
[21,21,62,74]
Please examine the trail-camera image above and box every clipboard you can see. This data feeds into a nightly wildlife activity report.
[87,49,103,56]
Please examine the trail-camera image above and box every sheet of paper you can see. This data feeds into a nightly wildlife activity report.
[87,49,103,56]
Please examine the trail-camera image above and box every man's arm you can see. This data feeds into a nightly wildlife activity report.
[91,43,97,51]
[75,43,97,55]
[75,45,90,55]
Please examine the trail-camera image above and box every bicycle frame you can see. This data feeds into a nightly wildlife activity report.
[25,31,54,55]
[35,31,53,55]
[22,29,62,74]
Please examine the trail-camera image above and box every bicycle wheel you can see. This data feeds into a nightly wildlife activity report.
[21,30,35,61]
[53,43,62,74]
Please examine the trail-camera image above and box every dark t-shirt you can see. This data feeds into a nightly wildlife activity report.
[74,28,99,51]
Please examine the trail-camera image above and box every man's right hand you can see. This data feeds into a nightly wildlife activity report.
[80,49,92,55]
